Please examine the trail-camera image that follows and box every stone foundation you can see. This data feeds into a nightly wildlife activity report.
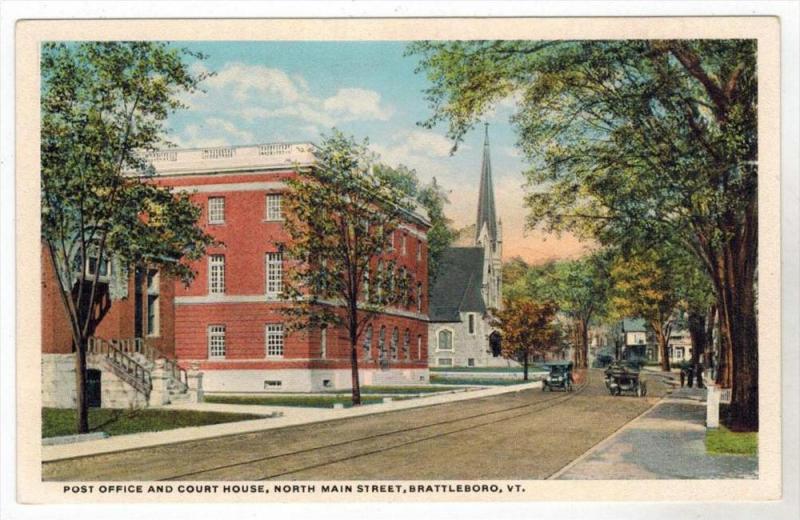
[202,368,430,393]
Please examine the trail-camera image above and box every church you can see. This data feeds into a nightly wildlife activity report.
[428,125,511,368]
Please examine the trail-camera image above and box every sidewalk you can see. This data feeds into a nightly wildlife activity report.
[42,380,542,462]
[551,389,758,480]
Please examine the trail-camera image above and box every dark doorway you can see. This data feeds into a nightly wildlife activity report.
[490,331,502,357]
[87,369,102,408]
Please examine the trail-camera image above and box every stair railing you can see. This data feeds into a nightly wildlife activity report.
[87,337,152,396]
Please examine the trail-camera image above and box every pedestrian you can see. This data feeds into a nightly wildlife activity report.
[687,365,694,388]
[679,368,685,387]
[696,364,705,389]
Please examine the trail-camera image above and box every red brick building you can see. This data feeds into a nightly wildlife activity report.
[42,142,431,398]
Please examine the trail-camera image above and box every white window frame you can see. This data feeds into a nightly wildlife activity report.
[417,335,422,359]
[146,269,160,337]
[209,255,225,295]
[266,324,285,358]
[320,327,327,359]
[208,196,225,224]
[265,193,283,221]
[266,252,283,298]
[363,325,373,360]
[436,327,455,352]
[208,325,226,359]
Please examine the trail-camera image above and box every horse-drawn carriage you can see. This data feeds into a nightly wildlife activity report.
[604,362,647,397]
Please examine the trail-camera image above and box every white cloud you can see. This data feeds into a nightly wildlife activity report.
[173,117,254,148]
[179,62,394,140]
[501,146,522,158]
[323,88,394,121]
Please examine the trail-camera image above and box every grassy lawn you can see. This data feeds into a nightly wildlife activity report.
[204,394,411,408]
[353,385,459,394]
[42,408,264,438]
[429,375,535,386]
[430,366,542,373]
[706,425,758,456]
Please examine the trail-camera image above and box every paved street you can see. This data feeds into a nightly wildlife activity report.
[43,370,671,481]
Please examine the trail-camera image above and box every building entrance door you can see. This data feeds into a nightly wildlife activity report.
[87,369,102,408]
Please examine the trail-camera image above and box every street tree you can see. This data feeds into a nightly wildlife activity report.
[493,299,561,380]
[41,42,214,433]
[527,253,612,369]
[409,40,759,431]
[374,165,457,286]
[279,131,414,406]
[610,248,683,372]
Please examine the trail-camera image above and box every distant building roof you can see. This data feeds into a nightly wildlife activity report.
[429,247,486,322]
[622,318,647,332]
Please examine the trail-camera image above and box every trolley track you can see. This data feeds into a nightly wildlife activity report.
[161,380,588,481]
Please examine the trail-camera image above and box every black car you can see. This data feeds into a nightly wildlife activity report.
[542,361,574,392]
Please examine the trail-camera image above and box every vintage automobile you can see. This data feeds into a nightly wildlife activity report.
[604,362,647,397]
[541,361,574,392]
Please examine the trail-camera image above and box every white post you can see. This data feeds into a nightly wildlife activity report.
[706,383,720,429]
[149,358,170,407]
[187,364,204,403]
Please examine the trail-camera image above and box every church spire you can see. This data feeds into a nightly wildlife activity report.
[475,123,498,248]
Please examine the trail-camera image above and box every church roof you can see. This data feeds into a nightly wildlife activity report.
[475,123,498,247]
[428,247,487,322]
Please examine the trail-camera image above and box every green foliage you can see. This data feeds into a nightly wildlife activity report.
[41,41,214,328]
[204,395,398,408]
[374,165,457,286]
[279,129,414,336]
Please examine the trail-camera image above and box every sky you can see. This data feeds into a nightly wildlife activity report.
[165,41,589,264]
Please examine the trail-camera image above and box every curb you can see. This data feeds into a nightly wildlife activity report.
[42,380,542,463]
[546,395,664,480]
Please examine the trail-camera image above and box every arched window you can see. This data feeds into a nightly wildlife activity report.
[320,326,327,359]
[363,325,372,359]
[417,282,423,313]
[438,329,453,351]
[362,270,370,302]
[379,326,386,359]
[417,335,423,359]
[391,327,399,360]
[376,261,384,302]
[403,329,410,359]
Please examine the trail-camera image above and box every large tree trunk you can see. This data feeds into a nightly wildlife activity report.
[688,309,707,388]
[348,309,362,406]
[719,259,758,431]
[523,352,529,381]
[654,325,670,372]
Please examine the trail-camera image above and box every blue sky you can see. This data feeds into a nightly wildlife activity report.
[166,41,586,262]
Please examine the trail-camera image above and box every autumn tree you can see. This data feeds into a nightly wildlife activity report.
[279,131,414,406]
[409,40,759,431]
[41,42,214,433]
[493,299,561,380]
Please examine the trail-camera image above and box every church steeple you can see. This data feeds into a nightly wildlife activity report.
[475,123,498,249]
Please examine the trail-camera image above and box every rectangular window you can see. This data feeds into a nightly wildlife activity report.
[264,380,282,388]
[416,239,422,263]
[468,358,475,367]
[320,327,327,359]
[208,325,226,358]
[266,324,284,357]
[401,234,407,255]
[266,252,283,297]
[146,269,160,337]
[208,197,225,224]
[266,193,283,221]
[209,255,225,294]
[468,314,476,335]
[437,358,453,367]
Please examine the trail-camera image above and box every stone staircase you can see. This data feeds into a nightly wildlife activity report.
[87,337,198,407]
